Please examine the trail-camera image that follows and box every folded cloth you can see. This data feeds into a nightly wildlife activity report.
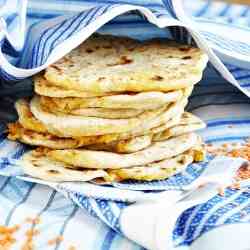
[1,0,250,249]
[0,0,250,95]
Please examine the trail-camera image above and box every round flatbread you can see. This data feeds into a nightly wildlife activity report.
[39,90,183,112]
[44,34,208,93]
[12,98,188,148]
[19,149,200,182]
[107,153,194,182]
[7,122,101,149]
[15,99,47,133]
[56,107,145,119]
[153,113,206,141]
[87,135,152,153]
[8,110,204,151]
[30,95,169,137]
[34,75,115,98]
[47,133,201,169]
[20,150,107,182]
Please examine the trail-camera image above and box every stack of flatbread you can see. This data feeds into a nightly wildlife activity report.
[7,34,208,183]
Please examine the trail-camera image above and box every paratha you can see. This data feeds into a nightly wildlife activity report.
[7,122,101,149]
[20,150,107,182]
[47,133,201,169]
[8,110,204,151]
[153,116,206,141]
[107,153,194,182]
[34,75,115,98]
[13,97,184,141]
[53,107,145,119]
[12,97,197,150]
[19,150,196,183]
[30,95,171,137]
[15,99,47,133]
[88,114,205,152]
[87,135,152,153]
[39,90,183,112]
[20,150,201,182]
[44,34,208,93]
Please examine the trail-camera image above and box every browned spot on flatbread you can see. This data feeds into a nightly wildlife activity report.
[50,65,63,72]
[182,56,192,60]
[151,75,164,81]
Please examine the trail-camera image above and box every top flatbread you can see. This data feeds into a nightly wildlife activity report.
[44,34,208,93]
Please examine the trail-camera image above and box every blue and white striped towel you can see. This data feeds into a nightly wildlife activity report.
[1,0,250,249]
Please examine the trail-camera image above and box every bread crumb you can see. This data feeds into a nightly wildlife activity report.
[47,235,63,245]
[25,217,41,225]
[68,246,76,250]
[218,186,225,196]
[0,224,20,250]
[206,140,250,180]
[21,228,39,250]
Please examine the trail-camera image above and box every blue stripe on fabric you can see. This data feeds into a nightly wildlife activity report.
[38,190,57,216]
[162,0,176,18]
[205,136,248,143]
[5,13,18,26]
[84,5,108,26]
[236,74,250,80]
[207,119,250,127]
[240,6,249,17]
[238,83,250,88]
[219,4,231,16]
[27,12,60,19]
[101,229,117,250]
[195,1,211,17]
[36,16,73,66]
[185,189,238,244]
[173,189,237,246]
[57,11,90,42]
[0,177,11,192]
[31,16,70,68]
[200,191,250,235]
[40,12,84,66]
[54,206,79,250]
[4,183,35,226]
[224,198,250,224]
[201,31,250,57]
[55,0,164,8]
[189,102,250,112]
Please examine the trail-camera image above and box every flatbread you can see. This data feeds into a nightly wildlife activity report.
[94,97,187,141]
[107,153,194,182]
[12,97,193,149]
[15,99,47,133]
[8,110,203,151]
[87,135,152,153]
[13,98,183,143]
[20,150,107,182]
[47,133,201,169]
[153,114,206,141]
[88,113,205,152]
[39,90,183,112]
[34,75,115,98]
[7,122,101,149]
[55,107,145,119]
[44,34,208,93]
[20,150,200,182]
[30,95,170,137]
